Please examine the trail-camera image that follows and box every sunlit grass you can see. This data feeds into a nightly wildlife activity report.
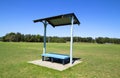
[0,42,120,78]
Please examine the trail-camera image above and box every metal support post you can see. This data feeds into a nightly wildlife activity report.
[43,21,47,54]
[70,16,74,65]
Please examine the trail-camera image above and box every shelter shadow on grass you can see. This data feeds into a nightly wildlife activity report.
[72,58,81,64]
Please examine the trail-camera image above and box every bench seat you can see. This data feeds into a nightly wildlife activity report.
[42,53,70,65]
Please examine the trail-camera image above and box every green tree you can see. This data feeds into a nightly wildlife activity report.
[0,37,2,41]
[3,32,16,42]
[96,37,105,44]
[15,32,22,42]
[24,34,31,42]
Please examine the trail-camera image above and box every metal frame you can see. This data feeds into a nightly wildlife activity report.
[33,13,80,65]
[70,16,74,65]
[42,20,47,54]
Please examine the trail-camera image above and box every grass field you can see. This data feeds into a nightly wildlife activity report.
[0,42,120,78]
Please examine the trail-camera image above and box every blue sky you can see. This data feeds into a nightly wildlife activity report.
[0,0,120,38]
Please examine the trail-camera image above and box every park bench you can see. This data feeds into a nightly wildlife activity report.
[42,53,70,65]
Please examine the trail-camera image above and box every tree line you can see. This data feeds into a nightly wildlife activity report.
[0,32,120,44]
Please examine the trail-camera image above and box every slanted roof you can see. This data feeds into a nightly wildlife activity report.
[33,13,80,27]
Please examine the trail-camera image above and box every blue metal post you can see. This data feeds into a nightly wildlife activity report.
[43,21,47,54]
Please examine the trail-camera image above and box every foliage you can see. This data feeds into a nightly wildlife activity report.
[2,32,43,42]
[47,36,66,43]
[0,37,2,41]
[1,32,120,44]
[96,37,120,44]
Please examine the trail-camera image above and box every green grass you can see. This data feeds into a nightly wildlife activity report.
[0,42,120,78]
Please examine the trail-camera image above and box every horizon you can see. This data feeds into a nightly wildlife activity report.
[0,0,120,38]
[1,32,120,39]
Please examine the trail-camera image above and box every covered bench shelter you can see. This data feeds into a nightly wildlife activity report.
[33,13,80,65]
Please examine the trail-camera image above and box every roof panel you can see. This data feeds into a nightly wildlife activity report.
[33,13,80,27]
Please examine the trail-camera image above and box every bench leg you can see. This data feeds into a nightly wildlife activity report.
[51,57,54,63]
[62,59,65,65]
[42,56,44,61]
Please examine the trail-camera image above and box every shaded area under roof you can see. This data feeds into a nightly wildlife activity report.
[33,13,80,27]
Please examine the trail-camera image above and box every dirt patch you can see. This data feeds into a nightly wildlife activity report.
[28,59,82,71]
